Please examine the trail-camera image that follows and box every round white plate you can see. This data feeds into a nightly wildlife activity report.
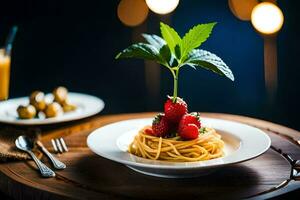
[0,92,104,125]
[87,118,271,178]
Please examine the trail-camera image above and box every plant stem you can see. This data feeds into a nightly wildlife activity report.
[172,68,179,103]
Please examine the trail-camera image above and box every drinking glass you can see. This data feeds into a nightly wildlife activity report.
[0,48,11,101]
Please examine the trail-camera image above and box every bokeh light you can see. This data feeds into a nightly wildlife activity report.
[145,0,179,15]
[117,0,149,27]
[251,2,284,34]
[228,0,258,21]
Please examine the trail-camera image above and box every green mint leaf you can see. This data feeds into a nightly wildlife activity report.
[115,43,162,62]
[142,32,180,66]
[174,44,181,59]
[142,34,171,65]
[185,49,234,81]
[181,22,216,58]
[159,44,171,65]
[160,22,181,55]
[142,34,166,50]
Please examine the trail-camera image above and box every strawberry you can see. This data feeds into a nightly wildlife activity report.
[144,127,154,135]
[152,113,169,137]
[179,124,199,140]
[164,97,188,123]
[178,112,201,132]
[168,122,179,134]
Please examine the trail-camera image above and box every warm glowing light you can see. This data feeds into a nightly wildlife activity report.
[117,0,149,27]
[146,0,179,15]
[228,0,258,21]
[251,2,284,34]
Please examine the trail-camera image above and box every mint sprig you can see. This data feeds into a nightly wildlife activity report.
[115,22,234,102]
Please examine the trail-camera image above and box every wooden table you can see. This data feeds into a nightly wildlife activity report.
[0,113,299,200]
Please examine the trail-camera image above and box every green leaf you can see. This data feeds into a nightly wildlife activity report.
[115,43,161,62]
[142,34,166,50]
[185,49,234,81]
[181,22,216,58]
[160,22,181,54]
[159,44,171,65]
[174,44,181,59]
[142,34,172,65]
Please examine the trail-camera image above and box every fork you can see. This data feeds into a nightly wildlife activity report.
[37,140,66,170]
[51,137,69,154]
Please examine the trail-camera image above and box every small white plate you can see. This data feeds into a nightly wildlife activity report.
[0,92,104,125]
[87,118,271,178]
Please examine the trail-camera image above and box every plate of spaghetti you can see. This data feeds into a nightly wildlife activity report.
[89,21,272,178]
[87,117,271,178]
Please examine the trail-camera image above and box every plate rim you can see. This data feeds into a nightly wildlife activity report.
[0,92,105,125]
[87,117,271,170]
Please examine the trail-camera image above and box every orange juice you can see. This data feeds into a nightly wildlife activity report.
[0,49,11,100]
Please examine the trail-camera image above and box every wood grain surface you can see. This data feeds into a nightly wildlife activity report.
[0,112,299,200]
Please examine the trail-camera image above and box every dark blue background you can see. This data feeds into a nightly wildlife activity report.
[0,0,299,130]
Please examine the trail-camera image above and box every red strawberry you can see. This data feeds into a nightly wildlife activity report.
[164,97,188,123]
[168,122,179,134]
[179,124,199,140]
[152,113,169,137]
[144,127,154,135]
[178,112,201,132]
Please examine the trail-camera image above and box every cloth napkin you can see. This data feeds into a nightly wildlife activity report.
[0,127,41,162]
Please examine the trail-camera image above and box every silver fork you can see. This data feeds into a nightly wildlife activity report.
[51,137,69,154]
[37,140,66,170]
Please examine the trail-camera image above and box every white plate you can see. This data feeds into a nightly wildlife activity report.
[0,92,104,125]
[87,118,271,178]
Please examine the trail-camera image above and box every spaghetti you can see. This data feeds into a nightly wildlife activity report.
[128,126,225,162]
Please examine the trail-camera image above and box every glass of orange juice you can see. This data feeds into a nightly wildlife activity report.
[0,49,11,101]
